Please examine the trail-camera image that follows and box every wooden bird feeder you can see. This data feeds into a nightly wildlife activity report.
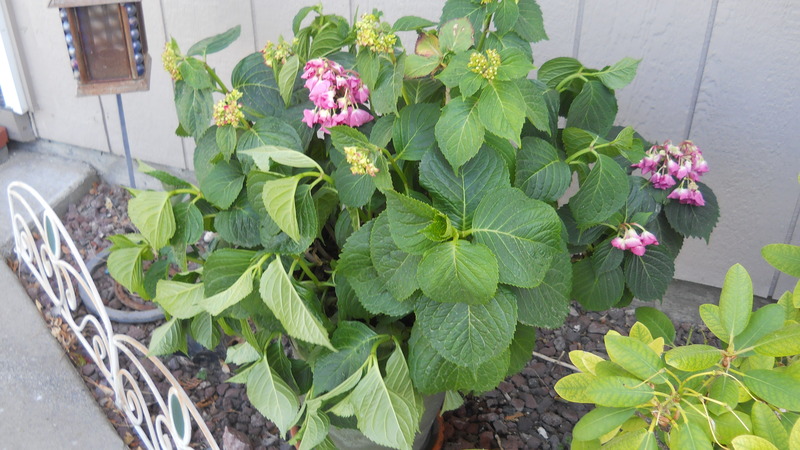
[50,0,150,95]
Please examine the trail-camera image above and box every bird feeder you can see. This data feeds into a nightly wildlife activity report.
[50,0,150,96]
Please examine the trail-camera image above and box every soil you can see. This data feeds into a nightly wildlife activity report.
[10,182,715,450]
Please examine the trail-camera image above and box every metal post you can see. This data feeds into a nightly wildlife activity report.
[115,93,136,188]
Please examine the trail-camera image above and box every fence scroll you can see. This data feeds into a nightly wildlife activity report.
[7,181,219,450]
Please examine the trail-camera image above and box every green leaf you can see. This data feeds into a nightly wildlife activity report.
[178,58,212,89]
[404,54,441,78]
[664,182,719,242]
[148,317,187,356]
[554,372,598,404]
[567,80,618,137]
[507,323,537,376]
[596,58,641,90]
[762,244,800,278]
[298,408,331,450]
[239,145,321,171]
[517,79,552,135]
[232,53,282,118]
[572,258,625,311]
[708,374,739,416]
[514,0,548,42]
[434,96,484,170]
[416,288,517,366]
[369,114,396,148]
[605,335,667,384]
[203,249,256,295]
[733,304,785,355]
[259,184,318,255]
[515,136,571,202]
[439,18,474,52]
[313,321,379,395]
[731,435,779,450]
[372,56,405,115]
[215,196,261,248]
[514,252,572,328]
[332,165,376,208]
[751,401,789,449]
[385,191,443,255]
[247,358,299,435]
[408,326,509,394]
[417,239,499,305]
[128,191,176,250]
[472,187,562,287]
[292,5,320,34]
[753,324,800,357]
[186,25,241,56]
[586,376,654,407]
[440,0,487,33]
[277,55,300,107]
[635,307,676,345]
[350,360,418,450]
[174,81,213,138]
[478,80,526,144]
[569,154,629,227]
[664,345,721,371]
[237,117,303,153]
[200,159,245,210]
[226,341,260,365]
[442,391,464,413]
[309,26,346,59]
[370,213,421,301]
[393,15,436,31]
[670,422,712,450]
[719,264,754,341]
[262,176,301,242]
[107,246,147,298]
[700,304,730,343]
[154,280,204,319]
[202,266,255,316]
[392,103,440,161]
[538,57,582,89]
[573,407,636,442]
[743,369,800,412]
[495,48,533,81]
[419,146,509,231]
[355,50,381,90]
[136,161,192,189]
[191,313,219,350]
[789,414,800,450]
[592,237,624,274]
[215,125,237,160]
[623,246,675,301]
[260,258,333,350]
[717,411,754,445]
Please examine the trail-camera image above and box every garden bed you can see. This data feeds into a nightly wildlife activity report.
[11,182,715,449]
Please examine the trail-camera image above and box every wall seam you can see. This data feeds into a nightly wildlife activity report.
[97,97,114,154]
[250,0,258,51]
[684,0,719,140]
[572,0,586,59]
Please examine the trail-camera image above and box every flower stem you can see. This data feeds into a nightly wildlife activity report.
[476,13,493,52]
[205,63,230,94]
[381,148,410,193]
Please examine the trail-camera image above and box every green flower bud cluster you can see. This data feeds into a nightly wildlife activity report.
[213,89,245,127]
[162,40,182,80]
[355,14,397,53]
[261,37,296,67]
[468,49,501,81]
[344,146,379,176]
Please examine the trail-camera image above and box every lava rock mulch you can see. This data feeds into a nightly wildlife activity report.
[9,182,714,449]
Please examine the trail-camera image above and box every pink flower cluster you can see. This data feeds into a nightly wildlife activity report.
[632,140,709,206]
[301,58,373,133]
[611,224,659,256]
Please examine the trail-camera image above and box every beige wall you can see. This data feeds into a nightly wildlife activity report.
[5,0,800,296]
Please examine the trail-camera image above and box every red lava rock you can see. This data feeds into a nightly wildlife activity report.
[498,381,514,393]
[479,430,495,449]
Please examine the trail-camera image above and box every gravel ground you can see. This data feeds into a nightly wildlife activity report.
[10,182,715,449]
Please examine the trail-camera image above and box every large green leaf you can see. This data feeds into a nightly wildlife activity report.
[202,266,255,315]
[566,80,618,136]
[372,56,405,115]
[385,191,444,255]
[439,18,474,53]
[586,376,654,407]
[623,246,675,301]
[332,165,376,208]
[669,422,712,450]
[107,246,147,298]
[554,372,598,404]
[392,103,440,161]
[259,184,318,255]
[170,202,203,245]
[239,145,321,171]
[751,401,789,449]
[439,0,486,36]
[415,288,517,367]
[419,147,509,231]
[262,175,301,242]
[596,57,641,90]
[569,154,629,227]
[408,326,509,394]
[664,345,722,371]
[538,57,583,90]
[604,335,667,384]
[743,369,800,412]
[635,307,676,345]
[277,54,300,107]
[200,159,245,210]
[507,323,537,376]
[733,304,785,355]
[203,249,256,296]
[298,408,331,450]
[762,244,800,278]
[572,407,636,441]
[472,187,562,287]
[718,264,753,341]
[707,374,739,416]
[186,25,241,56]
[247,358,300,435]
[514,0,547,42]
[313,321,379,395]
[231,53,283,118]
[153,280,205,319]
[417,239,499,304]
[178,58,212,90]
[753,324,800,357]
[492,0,519,35]
[190,312,219,350]
[514,252,572,328]
[515,137,571,202]
[478,80,526,144]
[214,196,261,248]
[149,317,187,356]
[260,258,333,350]
[128,191,176,250]
[699,303,730,343]
[495,48,534,80]
[572,258,624,311]
[393,15,436,31]
[516,79,552,135]
[434,96,484,170]
[370,213,421,301]
[350,360,418,450]
[664,182,719,242]
[174,81,213,138]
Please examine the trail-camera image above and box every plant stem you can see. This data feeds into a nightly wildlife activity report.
[295,256,321,286]
[381,149,410,193]
[476,13,493,52]
[554,71,588,92]
[565,147,598,164]
[206,64,230,94]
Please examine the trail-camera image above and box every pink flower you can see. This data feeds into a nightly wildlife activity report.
[640,231,659,246]
[610,223,659,256]
[302,109,317,128]
[622,228,643,249]
[309,80,336,109]
[611,237,626,250]
[301,58,373,133]
[630,245,647,256]
[651,173,676,189]
[345,108,373,127]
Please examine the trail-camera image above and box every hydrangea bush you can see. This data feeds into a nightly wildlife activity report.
[111,1,720,448]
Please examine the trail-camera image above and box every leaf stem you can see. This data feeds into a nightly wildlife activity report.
[476,13,493,52]
[205,63,230,94]
[380,148,410,193]
[554,71,588,92]
[295,256,321,286]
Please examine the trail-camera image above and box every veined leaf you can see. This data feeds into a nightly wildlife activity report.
[149,317,187,356]
[260,258,333,350]
[664,182,719,242]
[369,213,421,301]
[669,422,712,450]
[762,244,800,278]
[392,103,439,161]
[731,435,779,450]
[313,321,379,395]
[417,239,499,305]
[751,401,789,449]
[623,246,675,301]
[514,252,572,329]
[699,303,729,343]
[434,96,484,170]
[733,304,785,355]
[596,57,641,90]
[277,54,300,107]
[573,407,636,442]
[262,175,301,242]
[154,280,204,319]
[107,246,148,298]
[566,80,617,137]
[586,376,654,407]
[240,145,321,171]
[634,307,676,345]
[572,258,624,311]
[478,80,526,145]
[742,369,800,412]
[604,335,667,384]
[128,190,176,250]
[202,266,255,315]
[439,18,473,53]
[753,324,800,357]
[569,154,628,227]
[707,375,739,416]
[515,137,571,202]
[664,345,721,371]
[187,25,241,56]
[554,372,598,404]
[385,191,446,255]
[247,358,299,435]
[569,350,605,375]
[514,0,547,43]
[719,264,753,341]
